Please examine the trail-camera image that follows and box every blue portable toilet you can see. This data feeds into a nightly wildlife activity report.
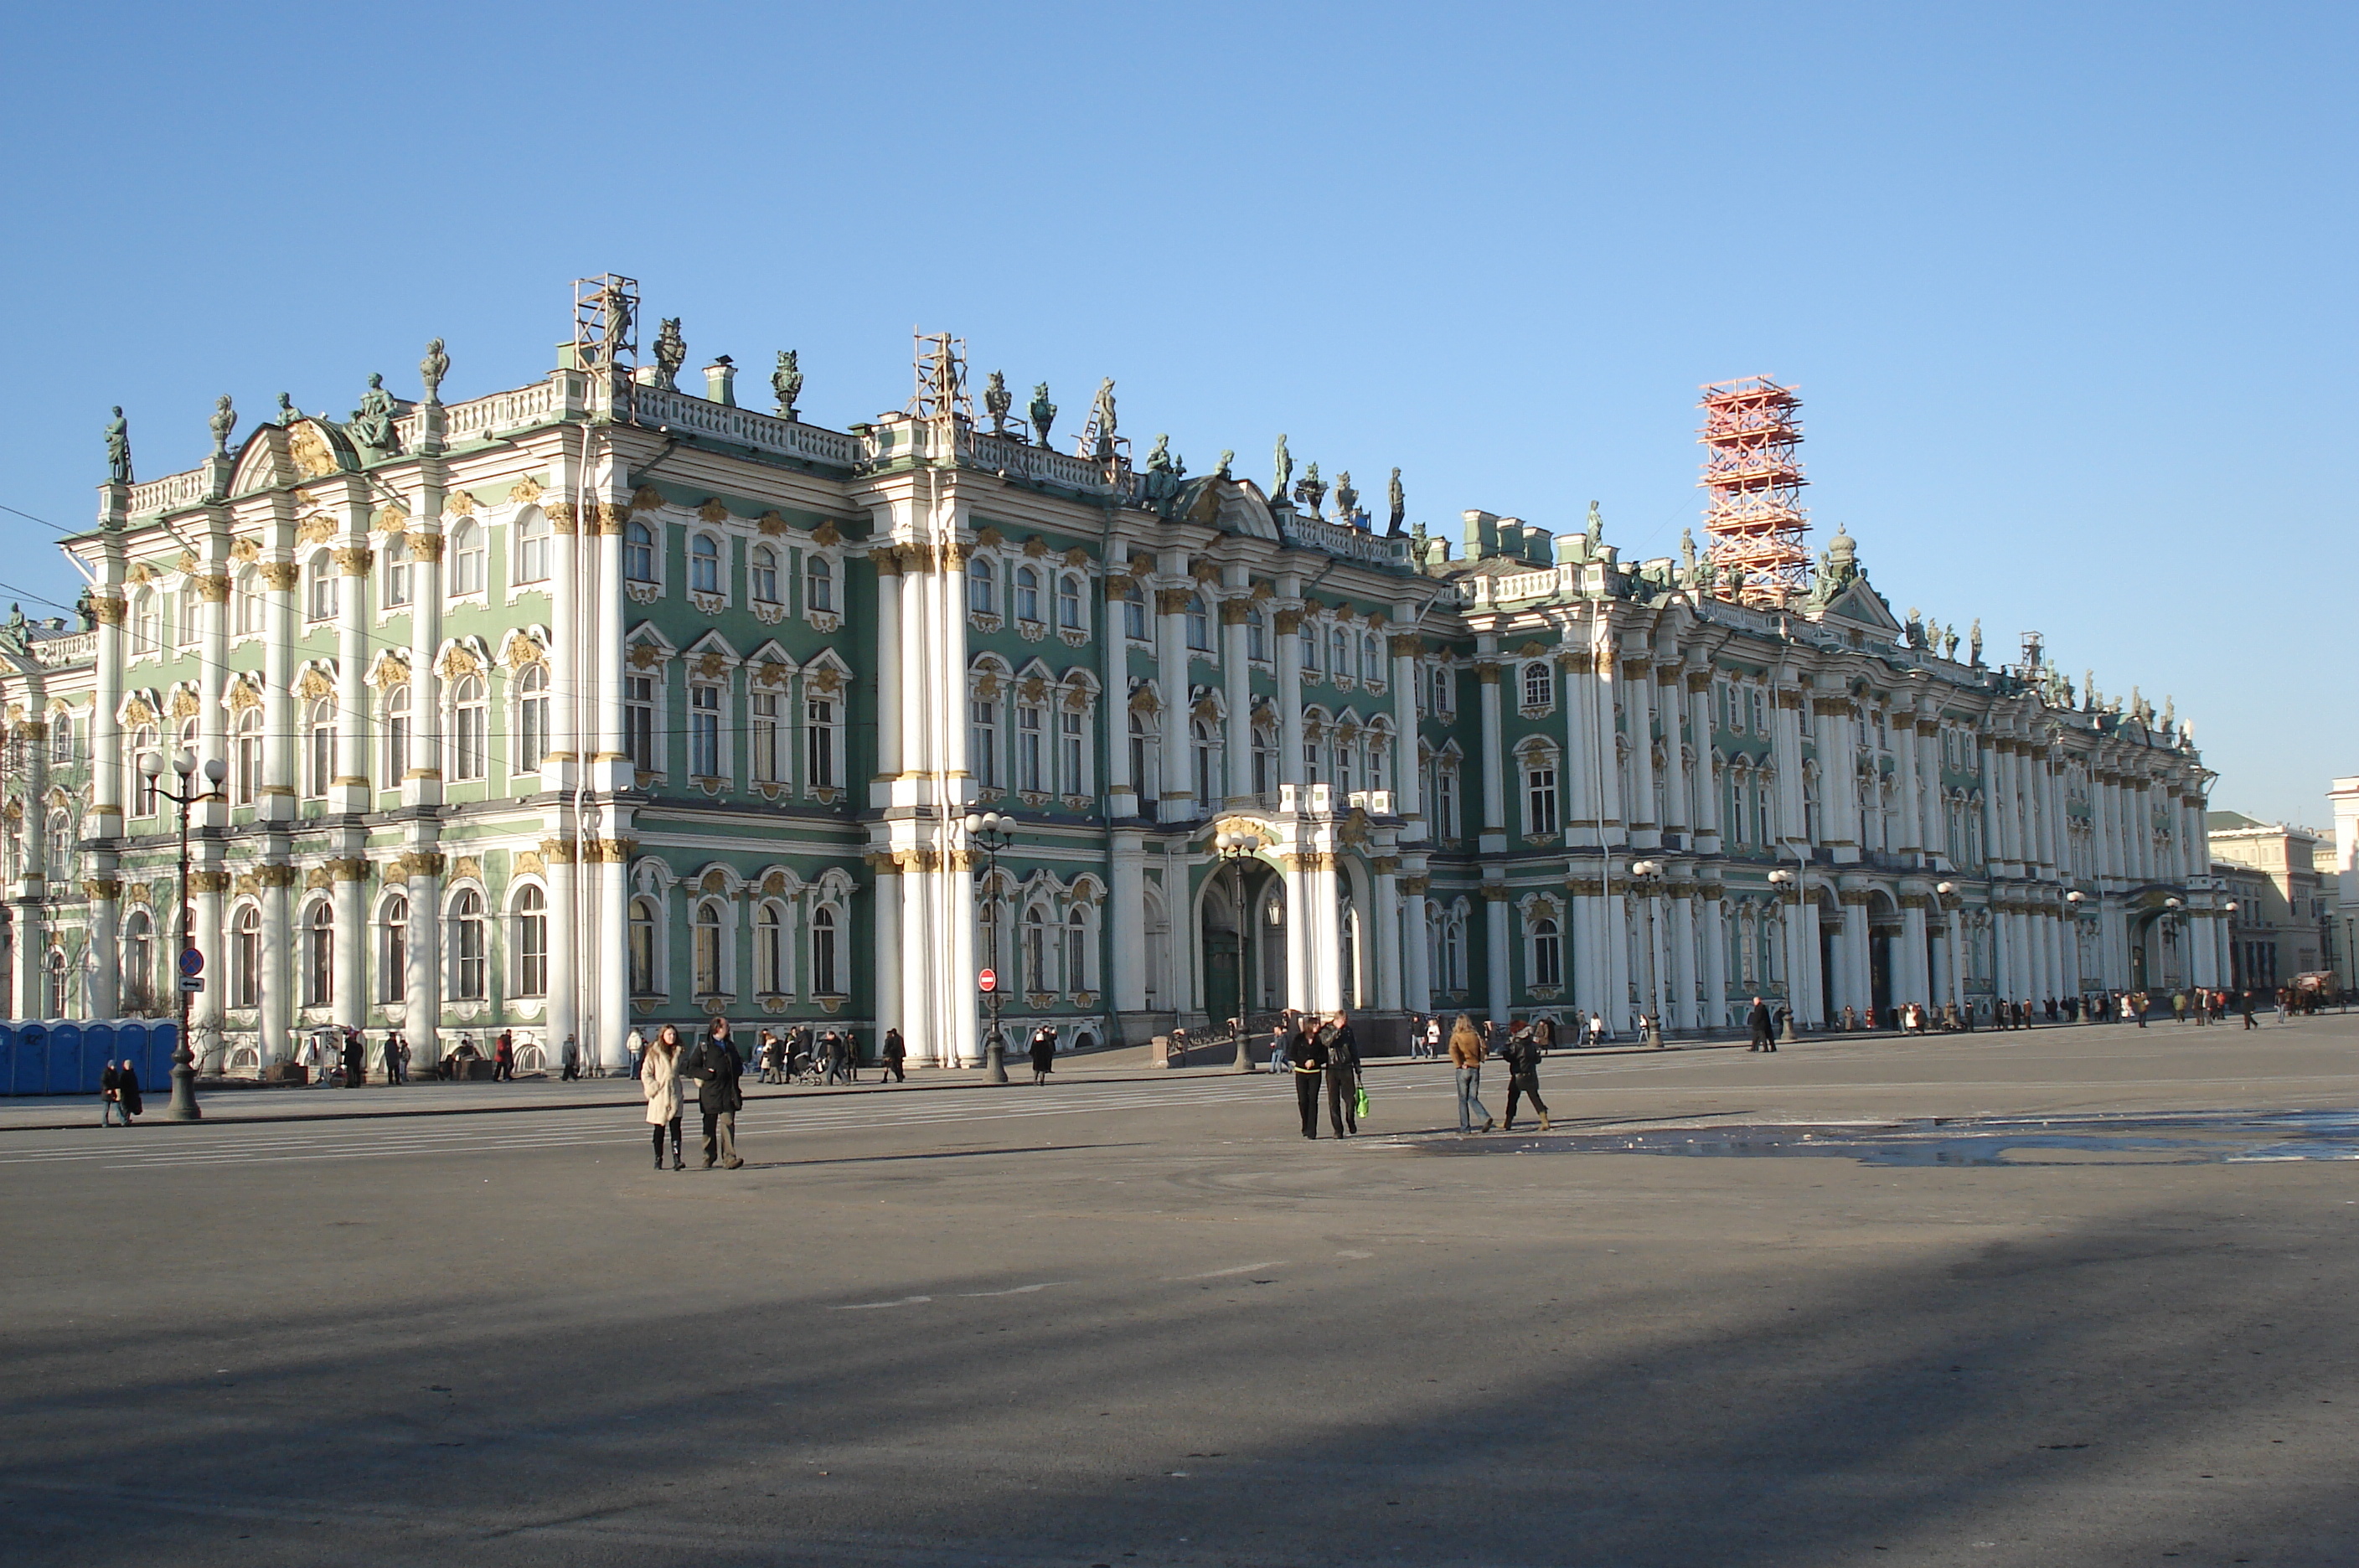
[46,1023,85,1094]
[142,1023,178,1089]
[14,1024,51,1094]
[84,1023,118,1094]
[0,1022,18,1095]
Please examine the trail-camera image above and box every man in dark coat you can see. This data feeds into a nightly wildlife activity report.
[1289,1021,1329,1139]
[1747,996,1776,1053]
[684,1019,746,1168]
[1500,1028,1549,1132]
[101,1060,126,1127]
[116,1060,142,1122]
[880,1028,907,1083]
[1323,1013,1361,1137]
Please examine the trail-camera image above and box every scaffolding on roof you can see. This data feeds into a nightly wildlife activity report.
[1698,376,1809,606]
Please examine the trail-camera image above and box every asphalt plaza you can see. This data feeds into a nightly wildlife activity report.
[4,1016,2357,1566]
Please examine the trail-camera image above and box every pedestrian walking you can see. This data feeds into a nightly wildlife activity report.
[880,1027,907,1083]
[1269,1014,1297,1074]
[117,1060,143,1122]
[343,1029,367,1087]
[1531,1015,1554,1056]
[101,1060,127,1126]
[1420,1014,1443,1060]
[627,1029,647,1079]
[642,1023,684,1171]
[1324,1011,1361,1137]
[1747,995,1776,1052]
[1448,1015,1494,1133]
[560,1034,581,1081]
[493,1030,515,1082]
[1029,1024,1057,1085]
[684,1019,746,1169]
[1289,1018,1330,1138]
[1500,1025,1551,1132]
[2241,992,2258,1029]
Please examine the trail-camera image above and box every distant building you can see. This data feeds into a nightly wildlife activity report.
[2328,778,2359,992]
[2207,811,2330,991]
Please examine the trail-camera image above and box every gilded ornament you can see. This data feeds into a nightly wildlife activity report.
[260,561,300,591]
[446,490,478,517]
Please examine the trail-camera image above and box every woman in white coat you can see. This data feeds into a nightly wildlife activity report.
[643,1023,684,1171]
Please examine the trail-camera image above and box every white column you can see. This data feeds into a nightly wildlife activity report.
[406,525,444,808]
[1477,662,1505,842]
[1390,631,1422,828]
[1917,721,1943,863]
[544,506,581,794]
[1275,603,1305,791]
[1795,895,1823,1027]
[1773,684,1808,848]
[1281,853,1315,1014]
[191,864,225,1068]
[1372,859,1403,1011]
[1700,887,1728,1030]
[592,508,627,789]
[405,859,442,1068]
[1483,887,1511,1026]
[1221,595,1252,802]
[545,843,576,1058]
[1900,897,1930,1008]
[596,851,629,1070]
[1625,658,1659,845]
[1401,874,1432,1014]
[1668,886,1698,1031]
[1592,642,1624,847]
[1110,830,1145,1014]
[870,551,902,788]
[261,555,297,823]
[259,866,292,1068]
[1659,667,1690,837]
[333,859,365,1034]
[331,533,371,812]
[1563,650,1596,848]
[90,578,126,838]
[1606,888,1633,1032]
[1821,694,1859,856]
[1154,579,1190,823]
[1892,700,1923,858]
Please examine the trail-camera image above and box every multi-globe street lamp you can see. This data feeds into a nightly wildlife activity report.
[1213,830,1259,1071]
[138,748,226,1122]
[964,811,1014,1084]
[1768,868,1800,1039]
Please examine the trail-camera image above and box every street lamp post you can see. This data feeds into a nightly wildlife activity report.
[1215,831,1258,1070]
[2225,900,2240,991]
[964,812,1013,1084]
[1629,859,1665,1044]
[1768,868,1800,1041]
[140,748,225,1122]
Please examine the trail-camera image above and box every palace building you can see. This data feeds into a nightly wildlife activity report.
[0,281,2227,1070]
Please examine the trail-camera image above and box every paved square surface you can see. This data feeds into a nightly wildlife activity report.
[4,1016,2356,1566]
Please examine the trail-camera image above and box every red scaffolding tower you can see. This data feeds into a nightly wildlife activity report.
[1698,376,1809,605]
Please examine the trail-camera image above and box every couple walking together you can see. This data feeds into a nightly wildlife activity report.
[1448,1015,1549,1134]
[1288,1011,1364,1138]
[640,1019,747,1170]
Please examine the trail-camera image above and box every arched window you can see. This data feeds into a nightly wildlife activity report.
[1014,565,1042,624]
[690,534,720,594]
[379,895,408,1004]
[1329,627,1350,676]
[624,520,656,583]
[1530,916,1562,988]
[450,888,487,1000]
[1362,634,1381,683]
[1024,907,1050,993]
[303,902,333,1008]
[971,689,1000,791]
[46,810,72,878]
[1442,908,1467,992]
[44,946,67,1017]
[756,904,785,995]
[1129,706,1159,802]
[303,697,335,798]
[1522,662,1552,709]
[694,903,723,995]
[233,905,262,1009]
[1247,606,1267,662]
[1430,662,1453,716]
[514,884,547,998]
[234,706,262,804]
[1192,717,1219,807]
[968,555,996,615]
[121,908,155,1013]
[131,590,159,657]
[1252,721,1277,796]
[381,534,411,609]
[1301,617,1320,672]
[383,683,410,787]
[1121,580,1147,640]
[448,522,485,596]
[628,898,658,996]
[234,566,266,633]
[516,663,548,775]
[307,552,338,621]
[1018,700,1045,792]
[132,725,160,817]
[515,510,550,584]
[806,554,835,613]
[811,905,841,996]
[1057,575,1082,631]
[1185,596,1210,652]
[750,544,779,604]
[1066,910,1088,994]
[450,675,487,782]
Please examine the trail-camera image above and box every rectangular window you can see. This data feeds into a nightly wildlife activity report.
[1059,710,1084,797]
[1526,766,1559,836]
[807,698,838,789]
[689,684,720,778]
[452,702,487,782]
[385,709,408,785]
[1019,706,1043,793]
[626,676,655,775]
[751,692,781,783]
[971,699,998,790]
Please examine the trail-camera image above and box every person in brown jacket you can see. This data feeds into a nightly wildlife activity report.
[1448,1015,1494,1133]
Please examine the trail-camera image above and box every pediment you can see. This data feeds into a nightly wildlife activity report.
[1816,578,1902,634]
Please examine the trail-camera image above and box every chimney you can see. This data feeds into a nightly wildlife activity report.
[704,356,736,406]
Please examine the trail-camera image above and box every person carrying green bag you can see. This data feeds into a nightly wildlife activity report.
[1323,1010,1363,1137]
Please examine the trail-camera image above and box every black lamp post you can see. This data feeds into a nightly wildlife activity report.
[965,811,1013,1084]
[140,747,225,1122]
[1768,867,1800,1040]
[1214,830,1258,1070]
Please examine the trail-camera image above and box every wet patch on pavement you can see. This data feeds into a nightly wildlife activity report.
[1391,1109,2359,1167]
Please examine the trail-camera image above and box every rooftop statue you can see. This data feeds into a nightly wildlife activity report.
[277,392,298,426]
[652,317,687,392]
[772,349,803,421]
[1145,433,1172,472]
[1296,462,1325,518]
[350,373,400,456]
[1386,467,1405,535]
[1679,528,1698,580]
[1583,499,1603,550]
[1091,378,1118,437]
[105,406,132,484]
[1028,383,1056,448]
[1142,436,1184,517]
[2160,694,2175,732]
[592,281,634,367]
[982,369,1011,436]
[1215,449,1233,480]
[1969,619,1983,667]
[420,338,449,405]
[0,602,26,653]
[1334,470,1359,524]
[1941,627,1959,660]
[209,395,237,459]
[75,585,95,632]
[1272,434,1292,498]
[1904,606,1925,649]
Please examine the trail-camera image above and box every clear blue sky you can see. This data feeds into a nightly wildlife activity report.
[3,3,2348,826]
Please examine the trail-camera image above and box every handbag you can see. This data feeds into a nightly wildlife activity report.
[1352,1084,1370,1120]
